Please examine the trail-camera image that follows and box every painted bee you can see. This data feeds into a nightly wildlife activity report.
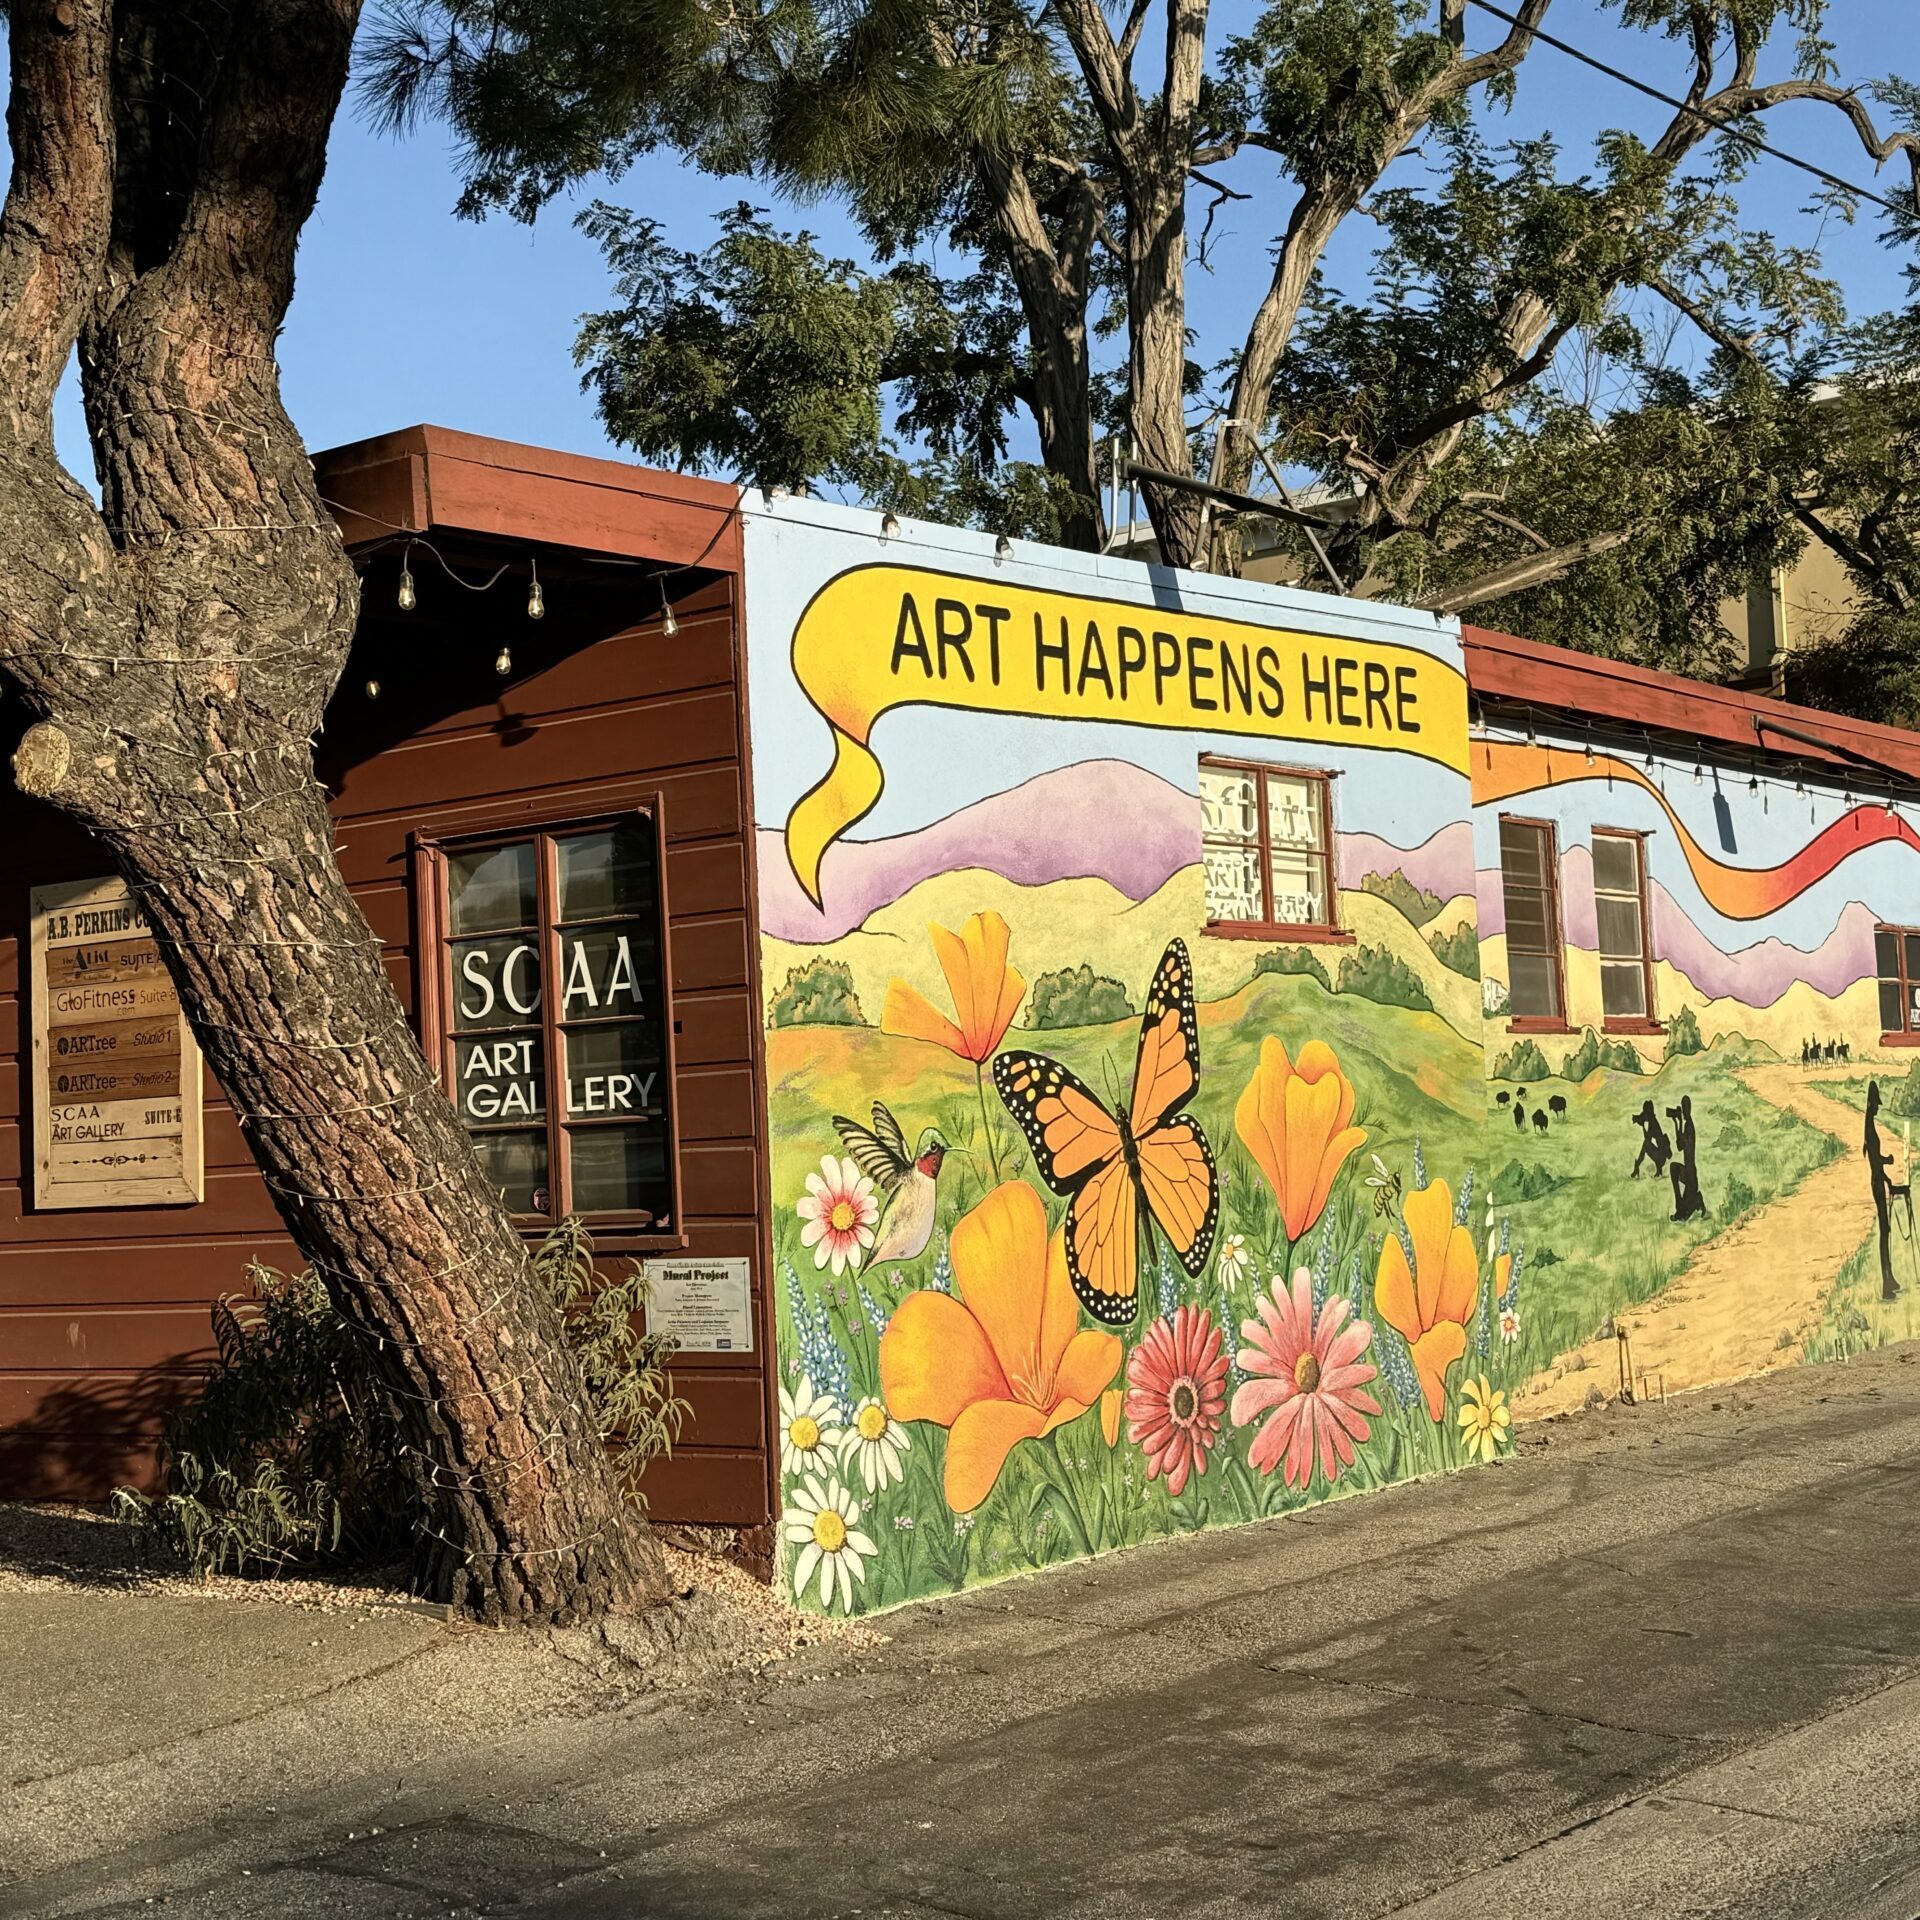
[1365,1153,1403,1220]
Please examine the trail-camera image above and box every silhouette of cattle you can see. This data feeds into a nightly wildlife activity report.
[1531,1109,1550,1134]
[1496,1090,1510,1105]
[1513,1103,1527,1129]
[1548,1095,1567,1117]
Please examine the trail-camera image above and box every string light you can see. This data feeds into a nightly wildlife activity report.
[994,533,1013,563]
[660,576,679,638]
[1582,737,1595,765]
[526,557,544,622]
[396,543,417,613]
[880,510,900,540]
[363,676,381,700]
[494,644,513,676]
[1692,760,1703,784]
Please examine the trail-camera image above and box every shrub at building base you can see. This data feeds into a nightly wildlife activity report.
[114,1222,686,1582]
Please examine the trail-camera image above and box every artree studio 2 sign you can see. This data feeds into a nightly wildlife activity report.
[30,875,204,1208]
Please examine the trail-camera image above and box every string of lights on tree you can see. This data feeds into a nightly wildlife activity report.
[1472,705,1920,827]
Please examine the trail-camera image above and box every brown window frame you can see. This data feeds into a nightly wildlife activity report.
[1591,825,1664,1035]
[412,797,686,1249]
[1876,922,1920,1048]
[1497,813,1571,1033]
[1198,755,1352,944]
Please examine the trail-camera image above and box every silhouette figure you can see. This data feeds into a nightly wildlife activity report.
[1513,1100,1527,1131]
[1532,1108,1549,1134]
[1630,1100,1672,1180]
[1840,1039,1852,1063]
[1864,1080,1909,1302]
[1801,1037,1813,1066]
[1667,1095,1707,1221]
[1495,1090,1510,1106]
[1548,1094,1567,1117]
[1825,1038,1837,1064]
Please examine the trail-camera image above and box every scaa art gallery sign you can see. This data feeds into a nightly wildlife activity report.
[29,874,204,1209]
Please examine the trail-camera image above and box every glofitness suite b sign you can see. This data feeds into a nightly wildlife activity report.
[782,564,1469,903]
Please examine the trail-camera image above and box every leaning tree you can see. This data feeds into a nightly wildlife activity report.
[0,0,663,1622]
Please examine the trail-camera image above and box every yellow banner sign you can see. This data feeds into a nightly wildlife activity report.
[783,563,1469,901]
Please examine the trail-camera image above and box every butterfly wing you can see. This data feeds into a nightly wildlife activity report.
[993,1050,1141,1323]
[1125,939,1219,1277]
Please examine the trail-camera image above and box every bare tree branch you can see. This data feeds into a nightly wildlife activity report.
[1412,526,1639,613]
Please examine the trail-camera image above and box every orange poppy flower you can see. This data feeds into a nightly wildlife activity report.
[882,910,1026,1063]
[1100,1387,1124,1448]
[1233,1037,1367,1241]
[879,1182,1122,1511]
[1373,1178,1479,1422]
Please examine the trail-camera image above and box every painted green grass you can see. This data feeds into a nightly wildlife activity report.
[769,969,1526,1617]
[1802,1231,1920,1363]
[1485,1047,1841,1392]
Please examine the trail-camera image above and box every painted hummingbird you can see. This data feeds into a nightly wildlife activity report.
[832,1102,950,1269]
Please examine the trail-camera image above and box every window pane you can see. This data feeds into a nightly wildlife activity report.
[451,935,542,1031]
[1905,933,1920,983]
[1883,979,1906,1032]
[568,1125,671,1218]
[448,842,537,936]
[471,1128,549,1215]
[1499,819,1546,887]
[557,819,655,922]
[557,921,655,1022]
[1268,848,1328,926]
[453,1030,545,1127]
[1877,928,1901,979]
[1266,775,1323,851]
[1600,961,1646,1019]
[1595,895,1644,962]
[1591,834,1640,895]
[1509,952,1560,1020]
[1204,842,1264,923]
[1199,766,1259,840]
[564,1021,665,1118]
[1504,889,1552,956]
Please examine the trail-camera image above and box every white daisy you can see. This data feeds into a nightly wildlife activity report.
[784,1474,876,1611]
[1216,1233,1251,1289]
[839,1396,910,1493]
[779,1373,846,1478]
[1498,1304,1521,1345]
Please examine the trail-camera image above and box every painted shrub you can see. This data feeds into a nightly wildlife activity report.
[744,499,1541,1616]
[1472,724,1920,1412]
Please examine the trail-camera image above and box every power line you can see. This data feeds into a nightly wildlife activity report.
[1464,0,1915,223]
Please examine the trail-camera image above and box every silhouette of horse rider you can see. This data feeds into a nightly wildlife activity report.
[1629,1099,1671,1180]
[1864,1080,1910,1302]
[1667,1094,1706,1222]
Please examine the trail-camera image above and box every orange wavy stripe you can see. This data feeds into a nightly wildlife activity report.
[1476,740,1920,922]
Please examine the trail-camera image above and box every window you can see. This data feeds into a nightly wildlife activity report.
[1200,758,1339,935]
[424,811,677,1231]
[1592,829,1658,1027]
[1876,925,1920,1039]
[1497,817,1565,1024]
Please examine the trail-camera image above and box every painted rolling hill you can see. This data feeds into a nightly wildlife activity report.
[759,757,1475,944]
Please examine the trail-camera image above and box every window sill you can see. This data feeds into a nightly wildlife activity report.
[1504,1017,1574,1036]
[1880,1031,1920,1049]
[1602,1018,1666,1036]
[513,1222,691,1255]
[1203,922,1355,945]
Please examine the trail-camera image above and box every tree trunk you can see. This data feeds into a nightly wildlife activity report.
[1127,185,1206,568]
[0,0,665,1622]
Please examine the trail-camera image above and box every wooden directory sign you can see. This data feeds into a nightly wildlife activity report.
[30,875,204,1209]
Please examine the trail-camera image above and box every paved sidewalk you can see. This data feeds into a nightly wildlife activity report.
[6,1346,1920,1918]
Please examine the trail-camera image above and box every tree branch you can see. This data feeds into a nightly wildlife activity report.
[1412,525,1639,613]
[1049,0,1142,177]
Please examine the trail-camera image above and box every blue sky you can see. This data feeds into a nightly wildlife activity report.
[45,1,1920,483]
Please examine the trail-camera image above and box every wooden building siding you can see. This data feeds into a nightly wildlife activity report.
[0,429,775,1530]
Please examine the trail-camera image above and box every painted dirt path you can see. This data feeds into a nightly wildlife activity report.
[1515,1065,1885,1419]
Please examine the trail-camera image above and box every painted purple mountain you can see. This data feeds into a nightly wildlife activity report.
[1479,843,1880,1008]
[758,761,1477,945]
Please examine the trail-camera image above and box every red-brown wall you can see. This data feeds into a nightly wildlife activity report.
[0,429,775,1531]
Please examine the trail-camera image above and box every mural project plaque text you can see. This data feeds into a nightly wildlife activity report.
[30,875,205,1209]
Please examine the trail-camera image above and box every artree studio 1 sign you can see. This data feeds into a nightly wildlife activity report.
[30,875,204,1208]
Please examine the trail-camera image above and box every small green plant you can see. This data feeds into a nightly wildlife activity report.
[1664,1004,1704,1058]
[1885,1061,1920,1118]
[1722,1173,1757,1220]
[1490,1160,1563,1205]
[113,1222,685,1580]
[1253,945,1332,990]
[1360,869,1444,926]
[769,957,865,1027]
[1562,1027,1644,1080]
[1427,921,1480,978]
[1027,962,1134,1028]
[1491,1038,1552,1081]
[1336,943,1433,1011]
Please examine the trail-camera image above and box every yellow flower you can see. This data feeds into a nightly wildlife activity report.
[879,1183,1121,1511]
[1458,1373,1511,1463]
[1100,1386,1123,1448]
[882,910,1026,1063]
[1373,1178,1479,1422]
[1234,1037,1367,1241]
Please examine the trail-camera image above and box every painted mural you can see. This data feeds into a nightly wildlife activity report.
[1471,729,1920,1418]
[742,499,1544,1617]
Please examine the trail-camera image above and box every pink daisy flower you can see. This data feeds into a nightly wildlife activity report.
[796,1154,879,1275]
[1124,1304,1229,1497]
[1232,1268,1381,1488]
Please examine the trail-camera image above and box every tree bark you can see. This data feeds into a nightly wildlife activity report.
[0,0,664,1622]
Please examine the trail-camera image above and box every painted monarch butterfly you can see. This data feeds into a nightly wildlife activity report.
[992,939,1219,1325]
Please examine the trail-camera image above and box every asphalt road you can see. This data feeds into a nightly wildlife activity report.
[9,1346,1920,1919]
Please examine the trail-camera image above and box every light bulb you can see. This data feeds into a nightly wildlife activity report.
[527,572,545,621]
[880,510,900,540]
[396,563,416,613]
[1692,762,1703,784]
[662,602,679,638]
[1583,740,1594,765]
[994,533,1013,562]
[364,677,381,700]
[494,645,512,676]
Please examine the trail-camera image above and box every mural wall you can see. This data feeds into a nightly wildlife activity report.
[1472,728,1920,1421]
[744,500,1528,1616]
